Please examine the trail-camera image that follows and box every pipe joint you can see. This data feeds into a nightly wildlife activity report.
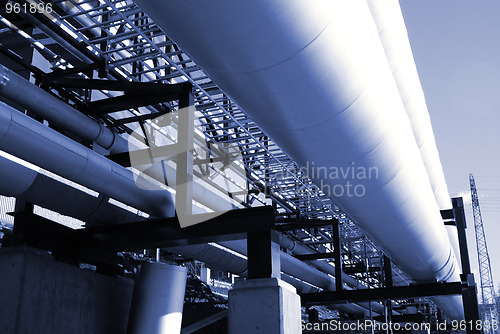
[96,121,115,151]
[0,66,9,90]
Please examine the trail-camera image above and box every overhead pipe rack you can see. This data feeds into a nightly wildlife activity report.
[0,0,462,323]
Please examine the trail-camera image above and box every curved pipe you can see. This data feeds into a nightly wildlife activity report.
[0,154,143,225]
[134,0,462,319]
[281,273,319,294]
[168,244,248,276]
[0,101,174,218]
[142,163,240,213]
[0,149,233,225]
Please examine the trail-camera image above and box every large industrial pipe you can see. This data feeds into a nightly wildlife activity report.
[365,0,452,210]
[0,101,174,218]
[0,154,143,225]
[365,0,461,268]
[0,65,128,154]
[134,0,463,319]
[127,263,187,334]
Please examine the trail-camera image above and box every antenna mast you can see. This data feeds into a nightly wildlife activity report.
[470,173,498,333]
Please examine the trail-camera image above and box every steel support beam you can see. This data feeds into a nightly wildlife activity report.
[301,282,464,305]
[41,78,191,94]
[453,197,472,275]
[106,144,177,167]
[70,80,190,116]
[180,310,228,334]
[383,255,393,288]
[461,274,481,334]
[440,208,455,220]
[13,206,276,254]
[275,217,338,231]
[81,93,172,115]
[451,197,481,334]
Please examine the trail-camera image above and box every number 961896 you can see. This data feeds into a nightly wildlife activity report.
[5,1,53,14]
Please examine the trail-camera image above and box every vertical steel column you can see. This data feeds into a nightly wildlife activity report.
[453,197,481,334]
[247,229,281,279]
[14,199,34,218]
[461,275,481,334]
[332,219,343,292]
[453,197,471,275]
[308,307,319,323]
[176,87,194,227]
[383,255,393,326]
[383,255,393,288]
[11,199,34,246]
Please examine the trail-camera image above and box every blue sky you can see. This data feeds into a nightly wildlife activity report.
[400,0,500,295]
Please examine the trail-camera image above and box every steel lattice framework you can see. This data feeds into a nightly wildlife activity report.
[469,173,499,332]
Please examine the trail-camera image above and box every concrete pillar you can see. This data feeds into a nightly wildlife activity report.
[228,277,301,334]
[0,246,133,334]
[200,266,211,285]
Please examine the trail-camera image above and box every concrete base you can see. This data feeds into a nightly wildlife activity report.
[228,277,301,334]
[0,246,133,334]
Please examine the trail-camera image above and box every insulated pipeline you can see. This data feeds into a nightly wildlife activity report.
[365,0,461,268]
[134,0,463,319]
